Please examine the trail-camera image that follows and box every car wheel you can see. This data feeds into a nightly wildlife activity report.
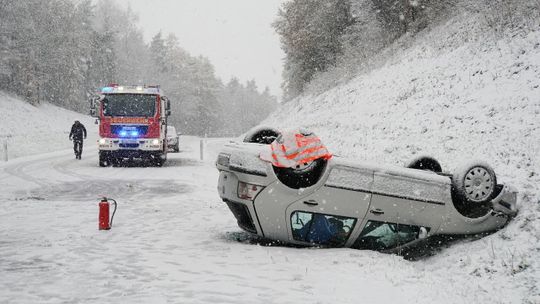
[452,161,497,205]
[406,155,442,173]
[243,126,281,144]
[174,144,179,152]
[273,158,327,189]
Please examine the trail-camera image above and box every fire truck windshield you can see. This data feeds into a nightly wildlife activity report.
[102,94,157,117]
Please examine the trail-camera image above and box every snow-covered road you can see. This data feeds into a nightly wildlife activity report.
[0,137,533,304]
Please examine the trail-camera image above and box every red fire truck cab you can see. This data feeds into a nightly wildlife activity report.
[89,84,171,167]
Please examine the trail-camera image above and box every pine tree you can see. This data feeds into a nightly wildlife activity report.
[274,0,353,99]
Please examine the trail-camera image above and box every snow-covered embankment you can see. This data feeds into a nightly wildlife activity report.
[265,10,540,302]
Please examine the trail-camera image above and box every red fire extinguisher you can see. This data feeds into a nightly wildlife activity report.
[99,197,117,230]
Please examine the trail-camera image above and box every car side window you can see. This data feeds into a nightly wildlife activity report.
[291,211,356,247]
[351,220,424,251]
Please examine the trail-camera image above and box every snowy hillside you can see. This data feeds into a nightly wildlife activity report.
[265,11,540,302]
[0,92,98,159]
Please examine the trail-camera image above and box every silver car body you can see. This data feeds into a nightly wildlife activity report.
[167,126,179,151]
[216,141,518,251]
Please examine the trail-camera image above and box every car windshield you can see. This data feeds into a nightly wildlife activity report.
[351,221,422,251]
[102,94,156,117]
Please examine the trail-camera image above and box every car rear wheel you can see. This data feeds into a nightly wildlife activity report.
[452,161,497,217]
[273,158,327,189]
[243,127,281,144]
[406,155,442,173]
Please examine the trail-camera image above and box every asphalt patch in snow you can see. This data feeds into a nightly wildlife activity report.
[14,179,193,202]
[100,157,202,168]
[164,157,202,168]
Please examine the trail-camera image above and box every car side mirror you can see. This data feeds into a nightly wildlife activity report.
[89,96,100,117]
[162,97,171,110]
[94,119,99,125]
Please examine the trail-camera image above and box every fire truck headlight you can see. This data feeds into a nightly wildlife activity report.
[152,139,160,145]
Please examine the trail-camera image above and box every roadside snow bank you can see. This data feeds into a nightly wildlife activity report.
[0,92,97,159]
[265,11,540,303]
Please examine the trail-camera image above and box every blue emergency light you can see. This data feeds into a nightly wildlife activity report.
[112,125,147,138]
[118,128,141,138]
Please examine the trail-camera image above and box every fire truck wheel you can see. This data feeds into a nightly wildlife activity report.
[111,157,121,167]
[99,152,108,167]
[273,158,327,189]
[152,154,164,167]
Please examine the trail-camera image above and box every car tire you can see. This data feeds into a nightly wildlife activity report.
[406,155,442,173]
[243,126,281,144]
[273,158,327,189]
[452,161,497,217]
[174,144,179,153]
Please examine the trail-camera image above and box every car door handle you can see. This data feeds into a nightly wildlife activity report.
[370,208,384,215]
[303,200,318,206]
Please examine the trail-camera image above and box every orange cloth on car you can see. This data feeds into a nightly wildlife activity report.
[260,129,332,168]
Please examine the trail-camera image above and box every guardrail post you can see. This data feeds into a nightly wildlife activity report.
[200,138,204,161]
[2,139,7,162]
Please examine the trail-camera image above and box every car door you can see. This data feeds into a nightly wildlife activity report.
[285,165,374,247]
[350,169,451,250]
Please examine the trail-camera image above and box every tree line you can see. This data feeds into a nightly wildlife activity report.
[0,0,277,136]
[274,0,540,100]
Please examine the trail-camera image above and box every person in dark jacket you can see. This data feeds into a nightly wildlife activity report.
[69,120,87,159]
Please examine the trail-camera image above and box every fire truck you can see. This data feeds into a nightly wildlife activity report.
[89,84,171,167]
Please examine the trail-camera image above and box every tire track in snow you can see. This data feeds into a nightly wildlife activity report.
[2,153,69,187]
[2,147,193,202]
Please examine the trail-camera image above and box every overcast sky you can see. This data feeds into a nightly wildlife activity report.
[122,0,286,99]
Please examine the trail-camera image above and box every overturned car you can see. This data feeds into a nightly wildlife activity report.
[216,128,517,253]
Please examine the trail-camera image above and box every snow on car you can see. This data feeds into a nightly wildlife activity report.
[216,128,518,254]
